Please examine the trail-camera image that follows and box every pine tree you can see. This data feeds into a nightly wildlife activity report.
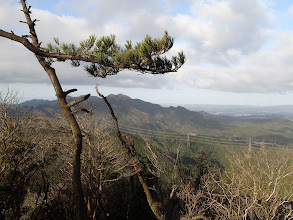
[0,1,185,219]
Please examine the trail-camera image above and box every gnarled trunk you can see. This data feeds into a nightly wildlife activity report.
[36,58,88,219]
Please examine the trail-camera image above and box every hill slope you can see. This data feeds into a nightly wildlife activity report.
[21,94,223,134]
[21,94,293,145]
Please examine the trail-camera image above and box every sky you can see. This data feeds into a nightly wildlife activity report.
[1,0,293,106]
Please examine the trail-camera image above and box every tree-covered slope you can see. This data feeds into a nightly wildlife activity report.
[21,94,293,145]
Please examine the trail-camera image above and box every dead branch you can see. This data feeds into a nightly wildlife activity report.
[95,85,164,220]
[67,94,90,108]
[71,109,91,115]
[64,88,78,96]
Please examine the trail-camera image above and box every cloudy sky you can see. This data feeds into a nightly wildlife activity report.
[1,0,293,106]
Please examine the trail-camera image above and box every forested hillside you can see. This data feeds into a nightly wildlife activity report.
[21,94,293,145]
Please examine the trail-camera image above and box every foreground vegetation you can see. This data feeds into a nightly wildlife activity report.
[1,90,293,219]
[1,2,293,219]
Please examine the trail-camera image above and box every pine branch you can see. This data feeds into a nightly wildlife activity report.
[64,89,78,96]
[67,94,90,108]
[0,28,185,76]
[71,109,91,115]
[20,0,39,46]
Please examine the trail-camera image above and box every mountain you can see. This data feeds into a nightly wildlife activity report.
[21,99,60,108]
[20,94,293,145]
[21,94,222,134]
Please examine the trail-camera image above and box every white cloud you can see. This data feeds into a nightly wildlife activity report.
[288,4,293,17]
[174,30,293,93]
[1,0,293,96]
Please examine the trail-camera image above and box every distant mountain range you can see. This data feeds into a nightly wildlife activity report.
[21,94,222,134]
[183,104,293,116]
[21,94,293,145]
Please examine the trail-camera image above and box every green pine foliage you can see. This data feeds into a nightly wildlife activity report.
[45,31,185,78]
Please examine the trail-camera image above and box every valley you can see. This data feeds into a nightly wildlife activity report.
[21,94,293,147]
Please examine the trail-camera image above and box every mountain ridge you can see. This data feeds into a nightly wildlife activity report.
[20,94,223,133]
[20,94,293,144]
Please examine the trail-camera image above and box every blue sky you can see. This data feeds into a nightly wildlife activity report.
[1,0,293,106]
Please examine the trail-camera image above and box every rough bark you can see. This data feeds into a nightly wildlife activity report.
[38,60,88,220]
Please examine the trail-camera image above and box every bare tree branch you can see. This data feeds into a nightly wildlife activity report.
[67,94,91,108]
[64,88,78,96]
[71,109,91,115]
[95,85,164,220]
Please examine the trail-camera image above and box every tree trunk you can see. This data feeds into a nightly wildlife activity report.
[0,1,88,218]
[36,57,88,220]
